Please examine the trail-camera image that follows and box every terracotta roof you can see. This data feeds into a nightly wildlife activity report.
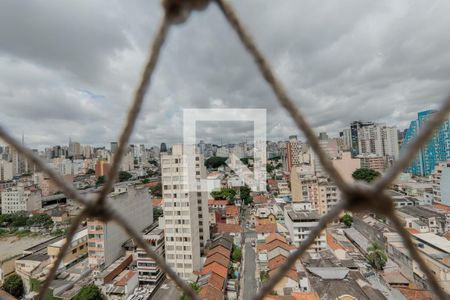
[267,179,277,186]
[291,292,320,300]
[432,203,450,212]
[256,223,277,233]
[204,253,230,268]
[266,240,295,252]
[199,284,224,300]
[209,245,231,258]
[254,194,268,204]
[266,233,287,244]
[406,227,419,234]
[208,199,228,206]
[326,232,344,251]
[201,262,228,279]
[116,271,136,286]
[397,287,434,300]
[444,232,450,240]
[216,223,241,233]
[207,272,226,290]
[145,181,160,187]
[269,268,298,282]
[152,198,163,207]
[226,205,239,217]
[268,255,287,270]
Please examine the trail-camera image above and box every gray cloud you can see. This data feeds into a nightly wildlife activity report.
[0,0,449,149]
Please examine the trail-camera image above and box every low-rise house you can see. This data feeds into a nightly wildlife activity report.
[225,206,239,224]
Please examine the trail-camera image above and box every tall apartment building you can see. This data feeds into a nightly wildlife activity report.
[284,202,326,252]
[282,135,302,172]
[431,160,450,205]
[290,169,339,215]
[87,184,152,273]
[357,153,386,173]
[1,183,42,213]
[161,144,209,281]
[357,124,399,160]
[0,159,13,181]
[402,110,450,176]
[350,121,374,156]
[340,128,352,151]
[136,225,165,287]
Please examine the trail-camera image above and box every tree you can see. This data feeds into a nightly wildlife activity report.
[240,185,253,205]
[260,270,269,282]
[73,284,103,300]
[180,283,200,300]
[341,213,353,227]
[204,156,227,169]
[118,171,132,182]
[367,242,387,271]
[352,168,381,183]
[3,274,24,298]
[11,211,28,227]
[86,169,95,175]
[141,178,150,184]
[153,207,163,221]
[266,164,275,174]
[149,183,162,197]
[96,176,105,186]
[232,246,242,262]
[211,188,237,204]
[27,214,53,227]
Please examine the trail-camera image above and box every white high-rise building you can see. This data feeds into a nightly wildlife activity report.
[342,128,352,151]
[161,144,209,281]
[382,126,400,160]
[357,124,399,161]
[1,183,42,214]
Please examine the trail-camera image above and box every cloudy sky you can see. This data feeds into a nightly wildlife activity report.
[0,0,449,149]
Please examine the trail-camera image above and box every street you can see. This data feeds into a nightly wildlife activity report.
[240,205,258,299]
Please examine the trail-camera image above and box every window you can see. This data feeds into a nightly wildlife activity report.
[72,249,77,254]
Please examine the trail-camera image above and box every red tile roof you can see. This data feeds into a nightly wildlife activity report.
[199,284,224,300]
[326,232,344,251]
[216,223,241,233]
[266,233,287,244]
[269,268,298,281]
[268,255,287,270]
[432,203,450,212]
[266,240,295,252]
[152,198,163,207]
[208,199,228,206]
[207,272,226,290]
[201,262,228,279]
[116,271,136,286]
[397,287,434,300]
[268,255,298,281]
[226,205,239,217]
[209,245,231,258]
[256,223,277,234]
[406,228,419,234]
[204,253,230,268]
[254,194,268,204]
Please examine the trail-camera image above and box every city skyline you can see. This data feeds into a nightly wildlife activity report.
[1,1,448,148]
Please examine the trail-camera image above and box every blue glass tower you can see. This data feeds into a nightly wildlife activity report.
[401,110,450,176]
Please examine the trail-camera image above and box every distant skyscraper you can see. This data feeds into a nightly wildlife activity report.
[318,132,329,140]
[350,121,374,156]
[160,142,167,153]
[402,110,450,176]
[110,142,118,155]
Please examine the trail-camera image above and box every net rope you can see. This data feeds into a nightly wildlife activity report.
[0,1,449,299]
